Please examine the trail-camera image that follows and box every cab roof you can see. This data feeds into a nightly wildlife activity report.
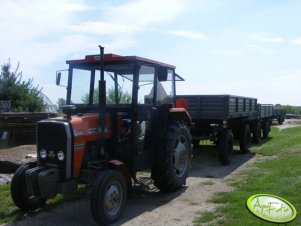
[66,54,176,70]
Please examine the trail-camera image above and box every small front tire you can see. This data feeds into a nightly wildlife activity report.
[91,170,127,225]
[11,163,47,211]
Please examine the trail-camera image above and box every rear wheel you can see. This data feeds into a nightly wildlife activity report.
[218,129,233,165]
[11,163,46,211]
[252,121,261,144]
[152,121,192,192]
[262,120,270,139]
[239,124,251,153]
[91,170,127,225]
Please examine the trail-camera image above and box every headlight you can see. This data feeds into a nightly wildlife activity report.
[40,149,47,159]
[57,151,65,161]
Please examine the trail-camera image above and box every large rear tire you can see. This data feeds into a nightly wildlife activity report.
[152,121,192,192]
[91,170,127,226]
[252,121,261,144]
[218,129,233,165]
[11,163,47,211]
[239,124,251,153]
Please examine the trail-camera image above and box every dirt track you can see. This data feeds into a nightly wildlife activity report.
[2,119,301,226]
[4,148,257,226]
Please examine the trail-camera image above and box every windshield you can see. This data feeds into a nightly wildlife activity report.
[70,64,133,105]
[68,63,176,106]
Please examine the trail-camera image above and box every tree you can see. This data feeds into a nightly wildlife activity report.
[0,61,44,112]
[81,86,131,104]
[57,98,66,113]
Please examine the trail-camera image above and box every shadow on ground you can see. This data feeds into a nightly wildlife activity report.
[8,176,186,226]
[190,145,255,179]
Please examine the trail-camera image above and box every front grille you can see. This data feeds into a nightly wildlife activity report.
[37,120,72,180]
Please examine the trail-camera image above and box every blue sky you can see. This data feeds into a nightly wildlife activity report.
[1,0,301,106]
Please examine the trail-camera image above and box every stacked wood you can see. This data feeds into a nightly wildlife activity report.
[0,113,57,148]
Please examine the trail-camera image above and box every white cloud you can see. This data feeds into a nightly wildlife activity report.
[250,34,284,43]
[212,50,241,57]
[0,0,193,103]
[292,37,301,45]
[104,0,187,29]
[0,0,93,40]
[71,21,137,35]
[168,30,207,40]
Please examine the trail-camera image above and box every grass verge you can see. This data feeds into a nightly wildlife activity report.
[194,126,301,226]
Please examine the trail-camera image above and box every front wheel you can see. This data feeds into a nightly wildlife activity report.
[11,163,47,211]
[152,121,192,192]
[91,170,127,225]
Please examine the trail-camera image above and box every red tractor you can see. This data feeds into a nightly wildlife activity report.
[11,46,192,225]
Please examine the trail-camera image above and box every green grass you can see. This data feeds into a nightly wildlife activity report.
[194,126,301,226]
[194,211,219,226]
[0,183,89,224]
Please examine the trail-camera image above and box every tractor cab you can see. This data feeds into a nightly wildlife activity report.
[59,53,184,109]
[57,52,185,172]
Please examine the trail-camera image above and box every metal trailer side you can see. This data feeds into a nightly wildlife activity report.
[176,95,258,165]
[257,104,273,119]
[176,95,258,121]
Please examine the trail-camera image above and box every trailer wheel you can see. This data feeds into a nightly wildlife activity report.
[262,120,270,138]
[152,121,192,192]
[11,163,46,211]
[239,124,251,153]
[91,169,127,225]
[252,121,261,144]
[218,129,233,165]
[278,116,284,125]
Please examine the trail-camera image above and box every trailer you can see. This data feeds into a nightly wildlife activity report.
[176,95,258,165]
[256,104,273,140]
[272,106,286,125]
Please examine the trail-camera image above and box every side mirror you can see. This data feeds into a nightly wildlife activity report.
[158,67,168,82]
[56,72,61,86]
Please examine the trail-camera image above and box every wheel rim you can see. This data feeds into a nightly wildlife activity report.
[104,181,123,216]
[173,134,189,177]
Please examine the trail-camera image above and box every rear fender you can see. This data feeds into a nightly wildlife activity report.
[168,108,192,125]
[107,160,131,190]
